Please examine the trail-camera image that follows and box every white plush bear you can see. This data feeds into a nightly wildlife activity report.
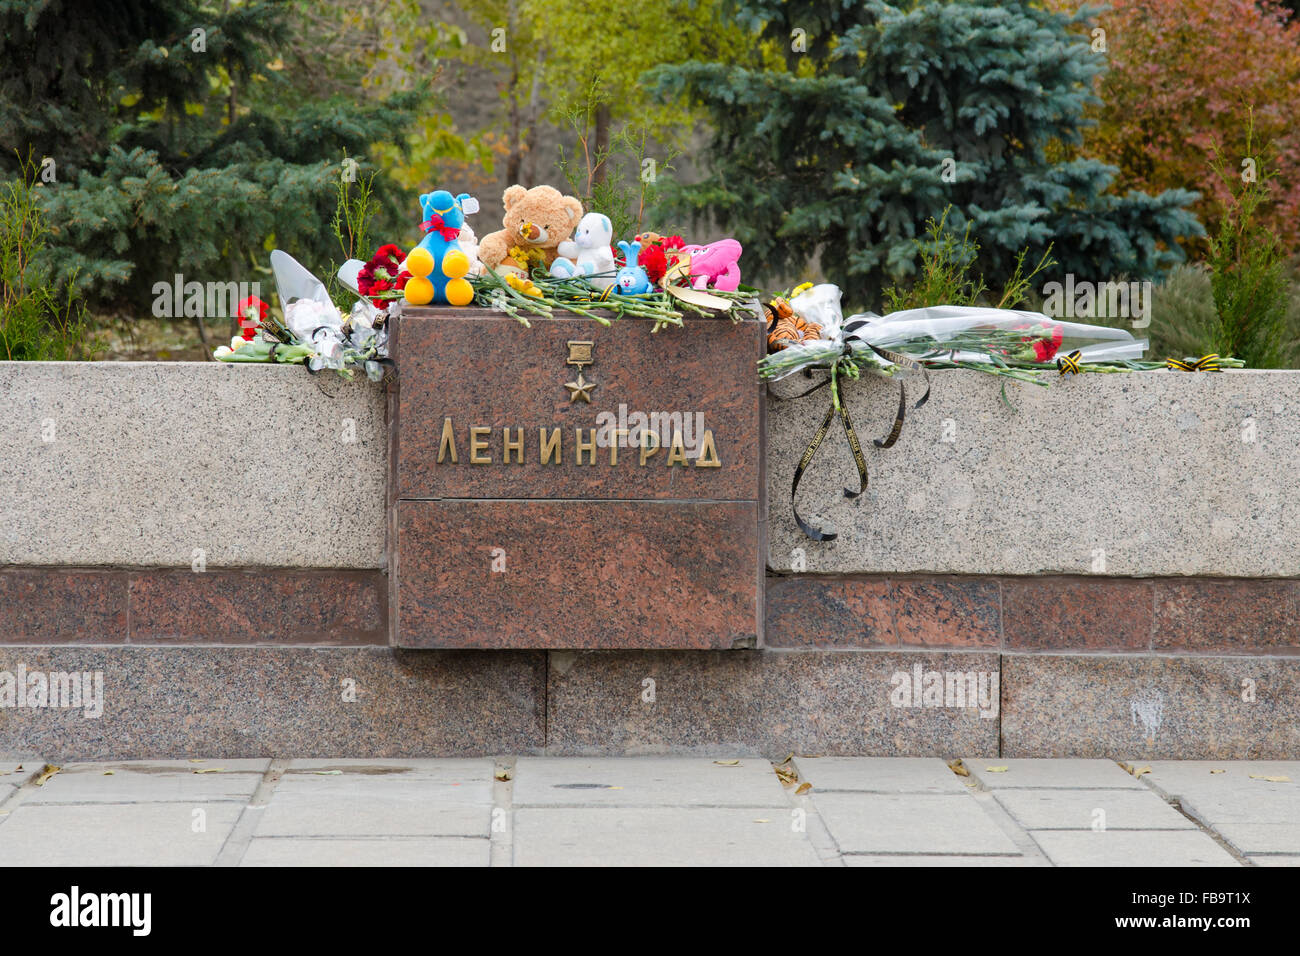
[457,223,484,276]
[549,212,616,289]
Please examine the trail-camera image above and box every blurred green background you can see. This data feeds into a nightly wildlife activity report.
[2,0,1298,365]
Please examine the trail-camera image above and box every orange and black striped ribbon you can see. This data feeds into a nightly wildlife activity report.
[1166,354,1223,372]
[1057,350,1082,376]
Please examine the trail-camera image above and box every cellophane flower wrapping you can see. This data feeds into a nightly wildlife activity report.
[845,306,1147,365]
[760,284,1148,380]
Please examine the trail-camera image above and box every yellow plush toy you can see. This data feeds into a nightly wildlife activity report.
[477,184,584,275]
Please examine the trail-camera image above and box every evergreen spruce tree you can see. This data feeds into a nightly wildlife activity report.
[0,0,419,306]
[651,0,1204,309]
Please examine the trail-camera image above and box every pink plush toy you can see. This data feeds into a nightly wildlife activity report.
[681,239,742,291]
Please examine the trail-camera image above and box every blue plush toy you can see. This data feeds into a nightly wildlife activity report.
[404,190,479,306]
[614,240,653,295]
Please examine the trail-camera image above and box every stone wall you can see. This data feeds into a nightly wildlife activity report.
[0,362,385,569]
[1,361,1296,759]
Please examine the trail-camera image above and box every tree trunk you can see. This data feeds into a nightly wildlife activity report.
[592,104,611,186]
[521,52,546,186]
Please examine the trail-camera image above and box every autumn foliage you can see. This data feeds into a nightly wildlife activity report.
[1065,0,1300,255]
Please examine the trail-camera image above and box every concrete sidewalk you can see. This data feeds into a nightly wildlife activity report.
[0,757,1295,866]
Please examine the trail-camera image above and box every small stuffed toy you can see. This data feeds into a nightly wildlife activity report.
[404,190,478,306]
[550,212,616,289]
[680,238,743,291]
[477,184,584,275]
[457,222,484,277]
[614,240,653,295]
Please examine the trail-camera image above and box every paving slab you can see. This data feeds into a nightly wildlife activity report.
[993,789,1196,831]
[512,757,789,807]
[1134,761,1300,825]
[1211,823,1300,856]
[812,793,1021,855]
[513,807,823,866]
[843,854,1028,867]
[792,757,968,793]
[257,761,494,837]
[283,758,484,774]
[0,802,242,865]
[964,758,1144,789]
[239,836,489,867]
[26,761,267,804]
[1030,830,1239,867]
[1248,855,1300,867]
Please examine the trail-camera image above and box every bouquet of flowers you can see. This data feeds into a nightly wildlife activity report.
[214,249,393,380]
[763,284,1243,541]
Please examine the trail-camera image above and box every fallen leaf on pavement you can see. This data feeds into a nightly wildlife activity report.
[494,770,512,782]
[1249,774,1290,783]
[753,819,770,823]
[103,771,114,776]
[985,766,1009,773]
[192,768,225,774]
[713,760,740,766]
[948,759,969,777]
[1210,769,1226,774]
[795,782,812,795]
[774,765,798,786]
[34,765,60,786]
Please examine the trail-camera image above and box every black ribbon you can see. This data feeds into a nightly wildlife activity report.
[789,365,868,542]
[786,325,931,541]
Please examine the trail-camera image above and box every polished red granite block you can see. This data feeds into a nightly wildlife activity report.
[1153,579,1299,652]
[0,570,127,643]
[1003,577,1153,651]
[128,570,386,645]
[395,500,760,648]
[764,576,894,647]
[892,578,1000,647]
[765,575,1000,648]
[395,310,763,501]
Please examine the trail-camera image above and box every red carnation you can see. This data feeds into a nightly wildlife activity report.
[638,244,668,283]
[235,295,268,340]
[1034,324,1065,362]
[358,244,410,307]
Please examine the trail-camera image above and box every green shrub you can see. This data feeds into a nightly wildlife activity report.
[0,157,98,361]
[1205,122,1293,368]
[882,207,1055,312]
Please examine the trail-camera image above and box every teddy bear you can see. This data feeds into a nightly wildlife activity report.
[549,212,616,288]
[477,184,584,276]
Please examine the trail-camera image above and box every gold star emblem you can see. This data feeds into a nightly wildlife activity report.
[564,371,596,403]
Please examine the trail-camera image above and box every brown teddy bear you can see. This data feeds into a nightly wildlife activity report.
[477,184,584,275]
